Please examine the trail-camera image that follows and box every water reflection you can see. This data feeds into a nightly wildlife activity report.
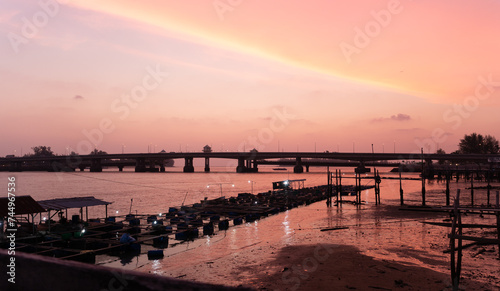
[281,212,293,245]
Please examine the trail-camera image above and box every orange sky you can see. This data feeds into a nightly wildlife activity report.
[1,0,500,156]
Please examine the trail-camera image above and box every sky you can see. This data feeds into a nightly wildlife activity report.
[1,0,500,156]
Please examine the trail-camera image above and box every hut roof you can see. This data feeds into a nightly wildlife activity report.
[0,195,45,217]
[37,196,111,211]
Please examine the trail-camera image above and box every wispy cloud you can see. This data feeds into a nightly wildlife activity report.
[372,113,411,122]
[74,95,84,100]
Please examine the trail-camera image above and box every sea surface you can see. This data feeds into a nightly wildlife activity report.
[2,165,499,287]
[1,165,496,221]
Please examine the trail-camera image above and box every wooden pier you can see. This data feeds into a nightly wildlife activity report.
[2,184,344,264]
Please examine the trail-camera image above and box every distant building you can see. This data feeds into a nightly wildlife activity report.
[203,145,212,153]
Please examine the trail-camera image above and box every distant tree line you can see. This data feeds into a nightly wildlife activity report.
[23,146,107,157]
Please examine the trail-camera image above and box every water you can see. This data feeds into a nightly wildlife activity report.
[2,166,498,220]
[2,166,499,288]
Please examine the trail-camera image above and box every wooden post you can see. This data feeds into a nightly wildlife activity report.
[496,191,499,259]
[487,170,491,206]
[86,207,89,222]
[450,189,462,290]
[471,174,474,206]
[421,148,426,206]
[496,191,499,208]
[374,168,378,205]
[326,167,332,207]
[360,173,363,204]
[399,166,404,206]
[358,174,361,204]
[335,169,339,206]
[376,170,381,205]
[446,172,450,206]
[355,173,358,204]
[339,169,342,206]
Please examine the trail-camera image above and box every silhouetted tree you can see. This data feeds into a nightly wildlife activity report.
[458,133,499,154]
[29,146,55,157]
[436,148,447,164]
[90,149,108,155]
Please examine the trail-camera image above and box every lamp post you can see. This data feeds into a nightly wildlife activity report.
[248,180,256,194]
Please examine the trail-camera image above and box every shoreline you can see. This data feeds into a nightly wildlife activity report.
[130,201,499,290]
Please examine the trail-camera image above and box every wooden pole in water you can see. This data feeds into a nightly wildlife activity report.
[377,170,381,205]
[359,172,363,204]
[335,169,339,206]
[355,173,358,204]
[339,169,342,205]
[450,189,462,290]
[421,148,426,206]
[374,168,377,205]
[326,167,331,207]
[399,166,404,206]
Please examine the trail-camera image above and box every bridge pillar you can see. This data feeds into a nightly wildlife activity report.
[236,158,247,173]
[305,165,310,172]
[79,166,85,172]
[160,164,165,172]
[118,166,124,172]
[135,158,147,172]
[204,158,210,172]
[148,160,159,172]
[251,160,258,173]
[89,159,102,172]
[294,158,304,173]
[9,161,23,172]
[183,157,194,173]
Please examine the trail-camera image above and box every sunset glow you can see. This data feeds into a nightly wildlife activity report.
[1,0,500,156]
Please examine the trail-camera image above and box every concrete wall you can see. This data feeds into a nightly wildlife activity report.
[0,249,253,291]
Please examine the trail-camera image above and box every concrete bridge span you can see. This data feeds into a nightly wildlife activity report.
[1,152,499,174]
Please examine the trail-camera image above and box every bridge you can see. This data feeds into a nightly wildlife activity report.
[1,151,500,174]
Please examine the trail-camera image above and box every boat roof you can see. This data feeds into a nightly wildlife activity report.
[37,196,112,211]
[0,195,46,217]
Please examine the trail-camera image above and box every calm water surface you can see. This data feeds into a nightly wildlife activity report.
[2,166,498,286]
[1,166,496,219]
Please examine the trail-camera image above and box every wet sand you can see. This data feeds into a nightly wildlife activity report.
[132,201,499,290]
